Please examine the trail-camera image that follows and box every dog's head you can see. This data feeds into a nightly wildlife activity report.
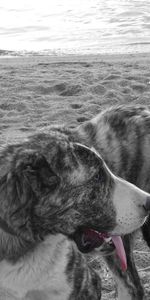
[0,131,149,264]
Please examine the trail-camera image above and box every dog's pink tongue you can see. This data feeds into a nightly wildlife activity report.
[111,236,127,272]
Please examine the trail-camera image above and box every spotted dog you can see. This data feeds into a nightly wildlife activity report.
[0,105,149,299]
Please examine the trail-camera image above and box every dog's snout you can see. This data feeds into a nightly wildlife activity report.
[144,196,150,211]
[111,175,150,235]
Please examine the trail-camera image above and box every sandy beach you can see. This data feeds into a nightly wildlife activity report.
[0,52,150,299]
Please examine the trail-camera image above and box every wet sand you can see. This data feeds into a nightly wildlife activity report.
[0,53,150,299]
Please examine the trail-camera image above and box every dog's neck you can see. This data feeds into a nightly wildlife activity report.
[0,233,72,300]
[0,216,17,236]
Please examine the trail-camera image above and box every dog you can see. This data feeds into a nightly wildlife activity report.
[75,104,150,300]
[0,105,149,299]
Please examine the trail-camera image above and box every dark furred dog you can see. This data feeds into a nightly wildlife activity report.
[0,105,150,299]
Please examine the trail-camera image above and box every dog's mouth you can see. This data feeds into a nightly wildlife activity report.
[73,228,127,272]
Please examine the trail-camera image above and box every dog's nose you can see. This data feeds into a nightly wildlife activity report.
[144,196,150,211]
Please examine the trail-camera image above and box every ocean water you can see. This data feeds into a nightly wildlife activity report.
[0,0,150,55]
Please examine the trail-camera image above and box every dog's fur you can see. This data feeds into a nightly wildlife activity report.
[0,105,150,299]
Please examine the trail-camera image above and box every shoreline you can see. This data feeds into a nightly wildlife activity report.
[0,52,150,65]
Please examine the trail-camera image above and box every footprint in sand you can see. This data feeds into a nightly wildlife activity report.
[90,84,106,95]
[77,116,89,123]
[36,83,82,96]
[71,103,82,109]
[131,83,146,93]
[60,84,82,96]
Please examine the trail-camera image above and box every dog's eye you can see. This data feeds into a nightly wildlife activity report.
[95,167,109,185]
[95,172,101,181]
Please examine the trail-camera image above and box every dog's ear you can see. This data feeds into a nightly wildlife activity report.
[0,152,60,241]
[14,151,60,197]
